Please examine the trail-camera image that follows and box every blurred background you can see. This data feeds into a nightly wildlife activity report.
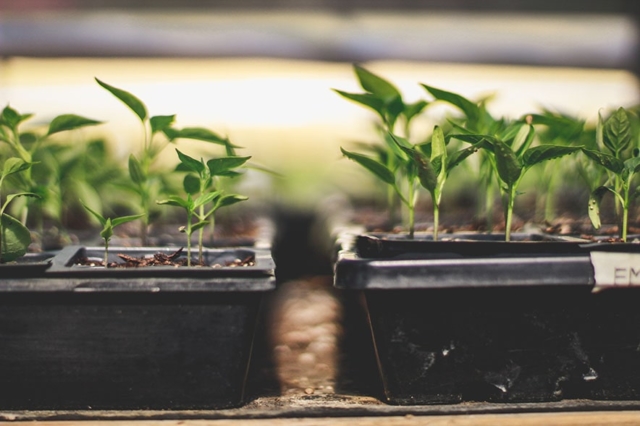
[0,1,639,205]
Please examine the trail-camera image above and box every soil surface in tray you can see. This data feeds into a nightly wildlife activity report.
[76,248,256,268]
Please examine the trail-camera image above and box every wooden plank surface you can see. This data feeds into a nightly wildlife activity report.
[2,411,640,425]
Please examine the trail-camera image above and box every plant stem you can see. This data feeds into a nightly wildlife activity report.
[433,201,440,241]
[104,239,109,267]
[485,179,495,233]
[186,212,192,267]
[198,204,205,264]
[544,171,558,223]
[408,179,415,239]
[387,185,398,226]
[504,186,517,242]
[622,183,630,242]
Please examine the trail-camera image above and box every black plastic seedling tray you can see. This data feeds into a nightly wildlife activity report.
[0,246,276,410]
[0,252,54,278]
[334,232,640,405]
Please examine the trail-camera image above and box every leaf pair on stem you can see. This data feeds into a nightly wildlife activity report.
[342,126,477,240]
[582,107,639,242]
[157,149,249,266]
[96,78,238,246]
[454,124,579,241]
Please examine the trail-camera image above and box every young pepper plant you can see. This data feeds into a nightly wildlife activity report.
[342,126,477,239]
[421,84,505,231]
[582,107,639,242]
[157,149,249,266]
[96,78,235,245]
[0,105,102,228]
[0,158,39,263]
[389,126,479,240]
[334,65,428,225]
[526,110,588,222]
[81,202,144,267]
[455,123,580,241]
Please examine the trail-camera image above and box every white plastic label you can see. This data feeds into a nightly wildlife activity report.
[590,251,640,291]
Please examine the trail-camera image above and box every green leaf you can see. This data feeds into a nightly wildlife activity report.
[603,107,632,155]
[354,65,401,99]
[183,174,200,195]
[100,218,113,241]
[163,127,226,145]
[625,156,640,174]
[387,132,413,150]
[0,213,31,262]
[47,114,102,136]
[413,150,438,193]
[1,192,39,217]
[341,147,395,185]
[383,133,410,162]
[450,133,494,147]
[2,158,31,179]
[128,154,146,185]
[431,126,446,165]
[512,124,535,158]
[215,194,248,210]
[194,191,220,209]
[0,105,25,129]
[421,84,479,124]
[588,186,617,230]
[581,148,625,174]
[596,110,604,150]
[191,220,209,232]
[207,156,251,176]
[446,145,479,173]
[333,90,386,122]
[150,115,176,135]
[111,213,145,227]
[95,78,148,122]
[403,100,428,123]
[492,139,522,186]
[157,195,190,210]
[80,200,107,226]
[176,149,205,174]
[522,145,579,169]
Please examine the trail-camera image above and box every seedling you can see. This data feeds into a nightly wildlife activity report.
[342,126,477,239]
[158,149,249,266]
[421,84,503,231]
[455,122,579,241]
[0,105,102,228]
[81,201,144,267]
[96,78,234,245]
[0,158,39,262]
[527,110,588,221]
[582,107,639,242]
[334,65,428,223]
[334,65,427,137]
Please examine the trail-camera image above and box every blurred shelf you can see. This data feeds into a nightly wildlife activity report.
[0,10,637,70]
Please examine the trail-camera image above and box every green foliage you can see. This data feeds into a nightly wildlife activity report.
[158,149,249,266]
[0,158,39,262]
[334,65,428,136]
[96,78,240,245]
[421,85,505,230]
[453,124,579,241]
[336,65,441,236]
[0,104,102,233]
[582,107,640,241]
[81,201,144,266]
